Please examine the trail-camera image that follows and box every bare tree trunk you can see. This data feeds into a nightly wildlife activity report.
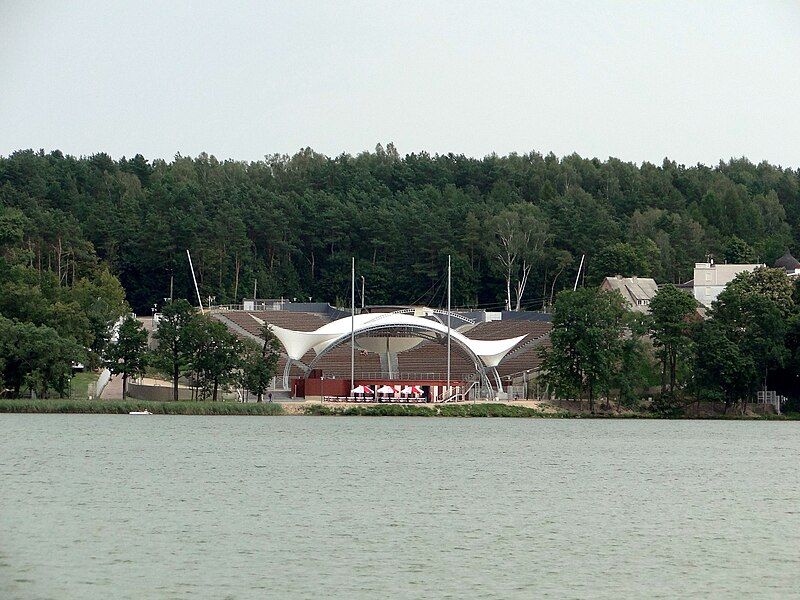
[172,359,179,402]
[56,237,63,285]
[514,261,533,311]
[505,267,512,311]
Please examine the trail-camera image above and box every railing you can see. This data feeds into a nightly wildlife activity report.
[756,390,786,414]
[341,371,478,382]
[209,304,244,312]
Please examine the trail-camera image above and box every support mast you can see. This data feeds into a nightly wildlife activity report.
[187,250,204,313]
[350,257,355,392]
[574,254,585,291]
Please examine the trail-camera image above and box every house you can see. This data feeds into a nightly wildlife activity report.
[773,250,800,277]
[600,276,659,313]
[692,261,764,308]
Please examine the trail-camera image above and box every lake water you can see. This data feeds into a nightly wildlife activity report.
[1,416,798,599]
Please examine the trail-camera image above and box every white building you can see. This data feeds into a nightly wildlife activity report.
[693,262,764,307]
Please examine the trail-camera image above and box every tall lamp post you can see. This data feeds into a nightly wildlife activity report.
[447,254,451,402]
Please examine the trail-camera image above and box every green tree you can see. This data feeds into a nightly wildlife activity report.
[609,313,654,409]
[104,315,148,398]
[0,316,82,398]
[722,236,756,264]
[241,326,281,402]
[711,284,787,411]
[725,267,795,317]
[188,317,243,401]
[649,284,697,395]
[152,299,195,401]
[540,288,626,412]
[590,242,650,284]
[692,321,755,413]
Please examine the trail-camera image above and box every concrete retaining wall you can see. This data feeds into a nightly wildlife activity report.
[127,382,193,402]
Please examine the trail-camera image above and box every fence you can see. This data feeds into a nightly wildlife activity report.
[756,390,786,414]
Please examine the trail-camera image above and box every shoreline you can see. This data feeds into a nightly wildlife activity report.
[0,398,795,419]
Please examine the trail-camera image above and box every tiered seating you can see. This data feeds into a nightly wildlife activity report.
[396,341,474,378]
[462,320,552,378]
[217,309,552,384]
[314,344,382,378]
[495,338,550,379]
[464,319,551,343]
[247,310,330,331]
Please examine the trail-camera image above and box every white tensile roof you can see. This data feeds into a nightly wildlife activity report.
[251,311,525,368]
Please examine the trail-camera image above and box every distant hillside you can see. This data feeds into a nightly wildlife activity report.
[1,146,797,313]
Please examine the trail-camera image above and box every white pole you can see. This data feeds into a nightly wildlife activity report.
[351,257,355,392]
[187,250,204,313]
[447,254,451,401]
[573,254,585,291]
[361,275,365,310]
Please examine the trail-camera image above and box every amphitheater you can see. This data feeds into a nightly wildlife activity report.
[213,300,551,402]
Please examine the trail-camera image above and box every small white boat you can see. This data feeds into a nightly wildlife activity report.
[128,410,152,415]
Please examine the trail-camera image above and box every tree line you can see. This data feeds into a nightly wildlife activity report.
[541,267,800,412]
[143,299,281,402]
[106,300,280,402]
[1,146,798,316]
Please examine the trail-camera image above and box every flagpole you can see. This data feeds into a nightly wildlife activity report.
[351,257,355,394]
[447,254,451,401]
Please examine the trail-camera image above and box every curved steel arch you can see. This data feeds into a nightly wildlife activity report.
[305,322,494,392]
[390,307,476,326]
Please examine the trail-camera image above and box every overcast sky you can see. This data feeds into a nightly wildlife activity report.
[2,1,800,166]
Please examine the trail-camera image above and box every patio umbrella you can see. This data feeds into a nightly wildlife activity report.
[376,385,395,395]
[351,385,367,395]
[410,385,423,395]
[400,385,413,395]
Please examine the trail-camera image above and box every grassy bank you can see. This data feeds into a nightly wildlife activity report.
[302,403,572,418]
[1,398,795,419]
[0,398,284,415]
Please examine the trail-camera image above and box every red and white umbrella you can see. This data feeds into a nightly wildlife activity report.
[376,385,395,395]
[351,385,373,395]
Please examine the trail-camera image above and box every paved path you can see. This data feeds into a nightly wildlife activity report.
[100,374,124,400]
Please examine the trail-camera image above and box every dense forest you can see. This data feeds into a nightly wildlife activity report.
[1,145,799,316]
